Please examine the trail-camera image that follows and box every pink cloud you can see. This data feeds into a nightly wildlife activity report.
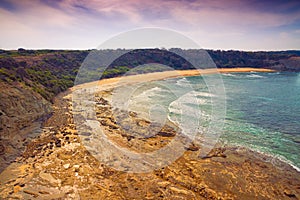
[0,0,299,50]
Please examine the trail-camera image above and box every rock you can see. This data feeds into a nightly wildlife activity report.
[95,97,109,105]
[0,82,52,172]
[129,111,137,117]
[157,125,176,137]
[186,143,200,151]
[13,185,22,193]
[157,181,170,188]
[169,186,189,195]
[42,193,66,199]
[284,189,296,198]
[73,164,80,169]
[73,165,80,172]
[292,137,300,144]
[0,82,52,135]
[38,190,50,194]
[63,163,70,169]
[81,132,92,136]
[0,142,5,155]
[39,171,60,186]
[137,119,150,127]
[23,189,39,198]
[55,139,61,147]
[99,119,119,129]
[201,148,226,159]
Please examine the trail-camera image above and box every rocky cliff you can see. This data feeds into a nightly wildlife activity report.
[0,81,52,172]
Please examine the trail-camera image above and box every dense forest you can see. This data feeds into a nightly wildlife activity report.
[0,48,299,101]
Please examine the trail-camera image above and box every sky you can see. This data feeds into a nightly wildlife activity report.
[0,0,300,50]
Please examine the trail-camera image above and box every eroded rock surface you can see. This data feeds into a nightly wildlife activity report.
[0,89,299,200]
[0,82,52,172]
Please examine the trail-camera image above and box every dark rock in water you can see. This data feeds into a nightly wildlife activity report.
[292,137,300,144]
[186,143,200,151]
[81,132,91,136]
[201,148,227,159]
[158,125,176,137]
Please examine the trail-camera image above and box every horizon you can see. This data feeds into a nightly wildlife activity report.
[1,0,300,51]
[1,48,300,52]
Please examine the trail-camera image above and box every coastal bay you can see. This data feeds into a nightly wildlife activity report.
[1,68,299,199]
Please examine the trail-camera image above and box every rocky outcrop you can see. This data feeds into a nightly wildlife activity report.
[279,56,300,71]
[0,81,52,172]
[0,87,299,200]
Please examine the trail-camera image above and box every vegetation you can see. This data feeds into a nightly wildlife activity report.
[0,48,299,101]
[0,51,88,101]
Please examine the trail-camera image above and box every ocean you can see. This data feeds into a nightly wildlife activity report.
[115,72,300,170]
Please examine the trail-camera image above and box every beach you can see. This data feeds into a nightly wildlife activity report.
[73,68,276,91]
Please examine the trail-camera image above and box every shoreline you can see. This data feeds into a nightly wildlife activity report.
[72,67,300,173]
[219,140,300,172]
[97,89,300,174]
[72,67,276,90]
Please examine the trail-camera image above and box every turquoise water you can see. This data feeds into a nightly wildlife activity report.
[125,72,300,170]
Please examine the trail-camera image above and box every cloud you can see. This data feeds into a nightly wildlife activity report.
[0,0,299,50]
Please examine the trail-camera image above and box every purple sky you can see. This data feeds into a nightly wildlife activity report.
[0,0,300,50]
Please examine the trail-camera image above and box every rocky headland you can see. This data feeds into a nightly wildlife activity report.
[0,79,299,199]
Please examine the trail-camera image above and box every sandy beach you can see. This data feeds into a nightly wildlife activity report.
[73,67,276,90]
